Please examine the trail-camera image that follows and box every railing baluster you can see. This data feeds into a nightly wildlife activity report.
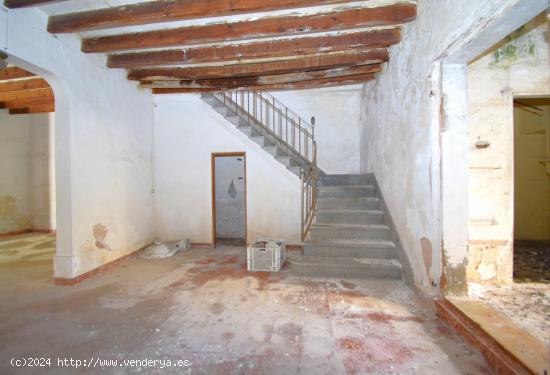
[298,118,302,156]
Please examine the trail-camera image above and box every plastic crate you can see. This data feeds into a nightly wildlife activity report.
[247,239,285,272]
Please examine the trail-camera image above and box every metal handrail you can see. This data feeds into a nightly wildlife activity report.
[217,90,315,164]
[301,140,318,241]
[215,89,318,241]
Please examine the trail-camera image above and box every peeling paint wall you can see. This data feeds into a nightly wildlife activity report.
[467,15,550,284]
[154,94,301,244]
[0,110,54,234]
[358,0,547,294]
[270,86,362,174]
[0,9,156,278]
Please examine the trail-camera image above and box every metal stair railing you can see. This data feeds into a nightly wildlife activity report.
[217,90,315,164]
[215,90,318,241]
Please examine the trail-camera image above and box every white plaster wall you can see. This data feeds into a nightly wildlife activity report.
[29,113,55,231]
[0,110,54,233]
[270,86,362,174]
[0,110,31,233]
[0,8,155,278]
[154,94,301,244]
[467,17,550,283]
[358,0,548,293]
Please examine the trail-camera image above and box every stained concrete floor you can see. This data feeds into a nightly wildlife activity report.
[0,233,489,374]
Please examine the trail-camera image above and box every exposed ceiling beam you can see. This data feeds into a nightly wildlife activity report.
[0,78,49,92]
[2,97,54,109]
[82,3,416,53]
[9,104,55,114]
[0,67,35,81]
[0,88,53,101]
[108,29,399,68]
[140,64,380,89]
[3,0,65,8]
[48,0,361,33]
[127,50,387,81]
[151,73,375,93]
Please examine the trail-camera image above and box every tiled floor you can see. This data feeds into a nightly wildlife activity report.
[0,233,488,374]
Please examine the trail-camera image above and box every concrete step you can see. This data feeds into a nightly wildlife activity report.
[275,155,292,166]
[304,239,395,259]
[316,209,384,225]
[310,223,390,241]
[225,115,241,126]
[317,185,376,198]
[263,145,279,156]
[290,255,402,279]
[213,105,231,115]
[317,197,380,210]
[287,165,302,176]
[236,125,254,136]
[318,174,370,186]
[250,135,266,146]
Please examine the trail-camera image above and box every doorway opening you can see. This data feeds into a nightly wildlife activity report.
[0,63,56,283]
[459,11,550,348]
[211,152,247,247]
[513,96,550,283]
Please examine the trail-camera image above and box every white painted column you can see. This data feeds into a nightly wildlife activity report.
[441,63,469,293]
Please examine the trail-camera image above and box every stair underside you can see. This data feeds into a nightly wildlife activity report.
[201,93,324,177]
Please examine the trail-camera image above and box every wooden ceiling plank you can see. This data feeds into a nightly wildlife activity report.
[0,67,35,81]
[4,0,65,8]
[151,73,375,93]
[0,78,50,92]
[127,50,387,81]
[49,0,362,33]
[0,88,54,102]
[140,64,380,88]
[82,3,416,53]
[108,29,399,68]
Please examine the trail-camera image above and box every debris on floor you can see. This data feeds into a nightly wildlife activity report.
[513,241,550,283]
[138,238,190,259]
[0,233,489,374]
[468,281,550,345]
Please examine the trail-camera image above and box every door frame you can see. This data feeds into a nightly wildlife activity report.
[211,152,247,248]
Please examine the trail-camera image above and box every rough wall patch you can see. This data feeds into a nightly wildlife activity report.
[93,223,112,251]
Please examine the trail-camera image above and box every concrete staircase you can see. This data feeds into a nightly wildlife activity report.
[200,92,324,177]
[290,174,403,280]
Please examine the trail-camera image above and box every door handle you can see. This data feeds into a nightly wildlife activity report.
[237,177,244,180]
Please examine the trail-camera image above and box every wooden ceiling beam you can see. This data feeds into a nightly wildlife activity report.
[2,96,54,109]
[151,73,375,93]
[0,88,53,102]
[108,29,399,68]
[82,3,416,53]
[49,0,360,33]
[9,104,55,114]
[128,50,387,81]
[140,64,380,89]
[0,67,35,81]
[3,0,65,8]
[0,78,49,92]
